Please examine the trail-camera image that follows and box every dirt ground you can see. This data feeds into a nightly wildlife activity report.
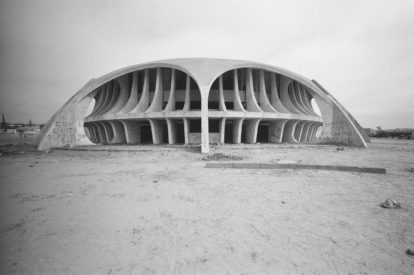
[0,137,414,274]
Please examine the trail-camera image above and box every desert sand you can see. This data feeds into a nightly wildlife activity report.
[1,138,414,274]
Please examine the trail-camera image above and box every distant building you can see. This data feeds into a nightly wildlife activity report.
[17,125,40,137]
[363,128,377,137]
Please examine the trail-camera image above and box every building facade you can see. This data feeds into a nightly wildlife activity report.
[36,58,369,153]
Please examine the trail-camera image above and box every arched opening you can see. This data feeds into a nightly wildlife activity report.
[208,119,221,144]
[224,120,234,143]
[188,118,202,144]
[311,98,322,116]
[84,98,96,117]
[189,78,201,110]
[175,120,185,144]
[140,121,153,144]
[174,70,187,110]
[256,121,269,143]
[222,70,234,110]
[208,79,220,110]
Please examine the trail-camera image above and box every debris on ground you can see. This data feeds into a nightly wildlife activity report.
[201,153,243,161]
[406,249,414,256]
[337,147,345,151]
[272,159,298,164]
[380,199,401,209]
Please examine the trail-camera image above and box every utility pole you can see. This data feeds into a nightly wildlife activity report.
[1,113,6,129]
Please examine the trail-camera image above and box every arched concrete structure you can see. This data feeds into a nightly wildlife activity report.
[35,58,368,153]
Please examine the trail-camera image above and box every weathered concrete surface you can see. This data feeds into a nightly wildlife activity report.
[36,58,368,153]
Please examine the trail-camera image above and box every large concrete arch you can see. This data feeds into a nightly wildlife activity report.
[36,58,368,153]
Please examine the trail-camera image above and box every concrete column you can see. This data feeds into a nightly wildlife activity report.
[108,120,126,144]
[183,117,189,144]
[282,120,299,143]
[218,76,227,111]
[233,70,246,111]
[164,69,176,111]
[200,86,209,153]
[300,122,312,142]
[95,122,108,144]
[90,123,101,143]
[94,85,110,115]
[259,70,277,112]
[245,119,261,144]
[219,117,226,144]
[89,88,105,116]
[268,120,287,143]
[166,118,177,144]
[149,119,164,144]
[279,76,302,115]
[297,85,313,116]
[270,73,289,113]
[232,118,244,144]
[147,68,163,112]
[307,123,318,142]
[302,89,313,110]
[132,69,150,113]
[100,82,117,115]
[121,120,141,144]
[183,75,191,111]
[311,124,321,142]
[294,121,306,141]
[305,123,314,142]
[245,68,262,112]
[101,121,114,143]
[108,75,129,114]
[291,83,308,115]
[119,71,139,113]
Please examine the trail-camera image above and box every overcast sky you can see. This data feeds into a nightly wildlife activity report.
[1,0,413,128]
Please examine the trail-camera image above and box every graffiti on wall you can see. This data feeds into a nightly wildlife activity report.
[47,121,85,145]
[320,120,354,144]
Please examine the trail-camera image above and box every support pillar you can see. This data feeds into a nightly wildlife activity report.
[300,122,312,142]
[149,119,164,144]
[245,68,262,112]
[131,70,150,113]
[245,119,261,144]
[166,118,177,144]
[200,86,209,153]
[268,120,287,143]
[108,120,126,144]
[282,120,299,143]
[121,120,141,144]
[183,118,189,144]
[95,122,108,144]
[259,70,277,112]
[232,118,244,144]
[233,70,245,111]
[147,68,163,112]
[219,117,226,144]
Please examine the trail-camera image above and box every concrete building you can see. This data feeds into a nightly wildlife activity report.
[36,58,369,153]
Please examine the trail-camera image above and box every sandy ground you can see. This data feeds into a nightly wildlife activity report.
[0,137,414,274]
